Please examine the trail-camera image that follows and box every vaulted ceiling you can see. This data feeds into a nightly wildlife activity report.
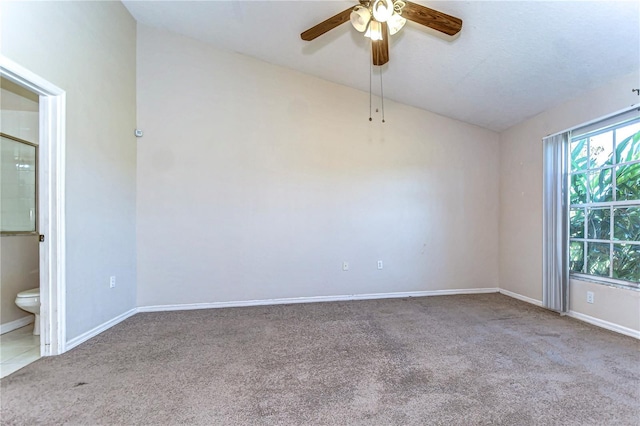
[122,1,640,132]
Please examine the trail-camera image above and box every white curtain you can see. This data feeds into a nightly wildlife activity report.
[542,133,569,313]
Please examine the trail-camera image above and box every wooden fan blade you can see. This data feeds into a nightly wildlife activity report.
[301,7,353,41]
[402,1,462,36]
[372,22,389,66]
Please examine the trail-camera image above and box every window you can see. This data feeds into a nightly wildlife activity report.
[0,133,37,234]
[569,117,640,287]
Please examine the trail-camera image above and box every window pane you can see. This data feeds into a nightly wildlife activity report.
[570,138,588,172]
[613,244,640,283]
[614,207,640,242]
[586,242,610,277]
[569,241,584,273]
[588,168,612,203]
[570,208,585,238]
[589,131,613,168]
[570,173,588,204]
[615,163,640,201]
[587,208,610,240]
[615,122,640,164]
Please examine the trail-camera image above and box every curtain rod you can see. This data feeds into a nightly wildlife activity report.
[545,103,640,139]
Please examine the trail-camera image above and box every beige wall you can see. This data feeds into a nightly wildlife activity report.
[1,82,40,327]
[136,25,500,307]
[1,1,137,341]
[499,71,640,332]
[0,84,39,143]
[569,279,640,332]
[1,236,39,325]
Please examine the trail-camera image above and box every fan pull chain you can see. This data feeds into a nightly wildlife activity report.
[369,39,373,122]
[379,67,385,123]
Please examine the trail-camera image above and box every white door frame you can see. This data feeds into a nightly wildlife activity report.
[1,55,66,356]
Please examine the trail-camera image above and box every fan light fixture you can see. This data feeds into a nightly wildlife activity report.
[372,0,394,22]
[351,0,406,38]
[387,13,406,35]
[365,20,383,41]
[350,6,371,32]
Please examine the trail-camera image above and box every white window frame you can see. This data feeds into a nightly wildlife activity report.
[568,116,640,290]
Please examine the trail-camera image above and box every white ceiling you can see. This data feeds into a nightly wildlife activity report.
[122,1,640,132]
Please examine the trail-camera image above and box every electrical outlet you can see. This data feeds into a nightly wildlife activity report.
[586,291,594,304]
[110,276,116,288]
[377,260,383,270]
[342,262,349,271]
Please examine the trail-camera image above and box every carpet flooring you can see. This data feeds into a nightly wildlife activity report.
[1,294,639,425]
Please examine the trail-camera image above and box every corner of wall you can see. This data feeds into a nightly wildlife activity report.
[497,71,640,334]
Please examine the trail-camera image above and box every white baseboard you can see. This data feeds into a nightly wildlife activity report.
[498,289,639,339]
[54,289,638,355]
[0,315,34,335]
[499,289,543,307]
[65,308,138,351]
[567,310,640,340]
[137,288,501,313]
[58,288,501,352]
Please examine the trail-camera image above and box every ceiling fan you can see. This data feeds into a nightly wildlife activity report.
[301,0,462,66]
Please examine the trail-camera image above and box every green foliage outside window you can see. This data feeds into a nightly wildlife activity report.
[569,120,640,285]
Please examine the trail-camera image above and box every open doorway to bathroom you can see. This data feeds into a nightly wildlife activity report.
[0,56,66,377]
[0,78,40,377]
[0,78,41,377]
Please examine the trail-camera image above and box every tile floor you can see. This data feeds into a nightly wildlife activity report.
[0,325,40,378]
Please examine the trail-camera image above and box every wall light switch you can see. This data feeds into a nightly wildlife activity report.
[110,276,116,288]
[377,260,383,270]
[342,262,349,271]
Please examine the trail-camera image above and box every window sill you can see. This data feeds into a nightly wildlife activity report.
[570,274,640,292]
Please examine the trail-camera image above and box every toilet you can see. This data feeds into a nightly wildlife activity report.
[15,288,40,336]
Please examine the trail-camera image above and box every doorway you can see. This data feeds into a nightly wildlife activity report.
[0,55,66,359]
